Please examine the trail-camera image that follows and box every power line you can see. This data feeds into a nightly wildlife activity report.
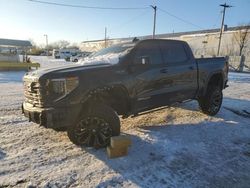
[110,9,150,38]
[158,8,204,30]
[116,9,149,29]
[27,0,206,41]
[28,0,149,10]
[212,11,222,28]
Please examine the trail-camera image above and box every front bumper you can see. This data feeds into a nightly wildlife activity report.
[22,102,80,128]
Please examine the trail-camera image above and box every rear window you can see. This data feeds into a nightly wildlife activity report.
[160,42,188,64]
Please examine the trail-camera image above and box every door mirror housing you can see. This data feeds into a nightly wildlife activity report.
[135,56,150,65]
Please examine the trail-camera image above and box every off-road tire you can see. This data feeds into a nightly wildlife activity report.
[198,85,223,116]
[67,104,120,148]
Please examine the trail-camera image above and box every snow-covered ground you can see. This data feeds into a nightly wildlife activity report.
[0,56,250,188]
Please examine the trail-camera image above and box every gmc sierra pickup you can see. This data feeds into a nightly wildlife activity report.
[22,39,229,148]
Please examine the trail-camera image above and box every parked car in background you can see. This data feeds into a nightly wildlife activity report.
[70,52,92,62]
[52,49,80,60]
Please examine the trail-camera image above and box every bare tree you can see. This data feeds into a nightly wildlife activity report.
[233,24,250,56]
[225,42,235,56]
[50,40,70,49]
[67,42,79,49]
[206,47,216,57]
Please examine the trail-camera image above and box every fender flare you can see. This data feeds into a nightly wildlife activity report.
[80,84,130,105]
[202,70,224,96]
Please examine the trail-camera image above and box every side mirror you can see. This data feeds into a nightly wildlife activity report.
[136,56,150,65]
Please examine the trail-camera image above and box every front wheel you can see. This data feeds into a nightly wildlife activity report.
[67,104,120,148]
[198,85,223,116]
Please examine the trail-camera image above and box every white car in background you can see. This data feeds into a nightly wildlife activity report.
[70,52,91,62]
[52,49,80,60]
[53,49,71,59]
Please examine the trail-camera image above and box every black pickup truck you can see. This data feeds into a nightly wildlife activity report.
[22,39,228,148]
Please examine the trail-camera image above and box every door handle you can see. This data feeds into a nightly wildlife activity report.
[160,68,168,73]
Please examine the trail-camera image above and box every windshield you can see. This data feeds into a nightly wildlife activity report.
[89,43,135,58]
[77,42,135,65]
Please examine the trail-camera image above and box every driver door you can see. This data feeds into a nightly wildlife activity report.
[130,41,167,112]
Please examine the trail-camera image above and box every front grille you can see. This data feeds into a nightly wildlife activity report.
[24,80,45,107]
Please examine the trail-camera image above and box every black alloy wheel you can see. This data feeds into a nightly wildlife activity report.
[73,116,112,148]
[67,104,120,148]
[198,85,223,116]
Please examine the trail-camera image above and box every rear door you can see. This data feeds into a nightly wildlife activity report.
[159,41,197,103]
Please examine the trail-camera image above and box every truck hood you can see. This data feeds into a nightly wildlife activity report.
[24,62,111,80]
[24,53,122,80]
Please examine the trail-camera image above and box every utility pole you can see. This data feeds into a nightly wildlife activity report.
[104,27,107,48]
[151,5,157,39]
[44,34,48,56]
[217,3,232,56]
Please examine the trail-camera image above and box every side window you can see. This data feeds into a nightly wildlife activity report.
[160,42,188,64]
[134,42,162,65]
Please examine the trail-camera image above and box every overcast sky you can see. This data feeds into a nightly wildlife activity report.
[0,0,249,46]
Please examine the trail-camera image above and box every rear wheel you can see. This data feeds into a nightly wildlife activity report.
[67,104,120,148]
[198,85,223,116]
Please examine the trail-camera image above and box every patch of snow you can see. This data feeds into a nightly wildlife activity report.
[30,55,70,69]
[0,71,26,83]
[0,56,250,187]
[78,53,121,66]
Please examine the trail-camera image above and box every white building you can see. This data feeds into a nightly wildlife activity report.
[79,25,250,58]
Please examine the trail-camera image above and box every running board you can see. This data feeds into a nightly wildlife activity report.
[131,99,193,118]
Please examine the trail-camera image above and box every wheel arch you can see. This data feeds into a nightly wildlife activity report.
[202,71,224,96]
[80,84,131,116]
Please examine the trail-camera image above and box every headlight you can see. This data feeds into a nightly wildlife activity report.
[50,77,79,100]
